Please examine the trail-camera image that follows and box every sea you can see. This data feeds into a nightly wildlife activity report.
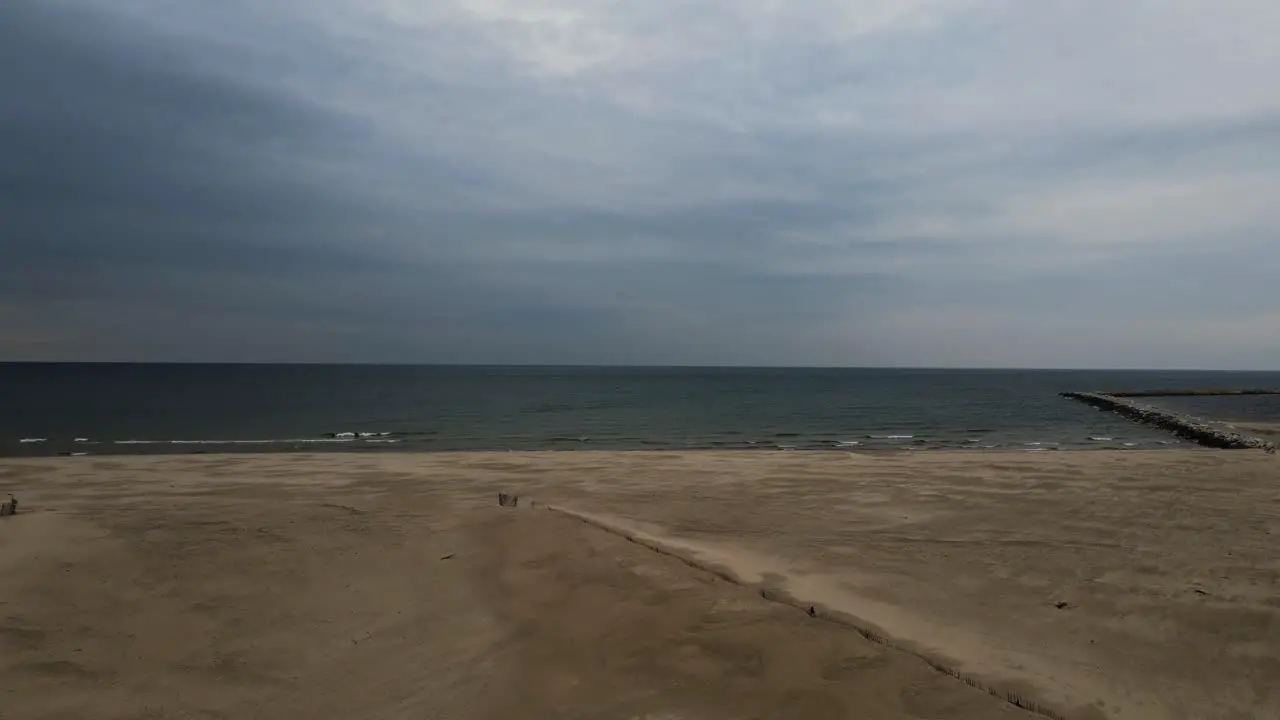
[3,364,1279,457]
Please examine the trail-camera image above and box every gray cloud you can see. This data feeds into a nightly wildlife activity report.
[2,0,1278,367]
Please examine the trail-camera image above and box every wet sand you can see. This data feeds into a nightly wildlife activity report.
[1,450,1278,719]
[1229,421,1280,441]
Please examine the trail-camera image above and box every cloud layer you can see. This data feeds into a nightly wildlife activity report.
[3,0,1278,367]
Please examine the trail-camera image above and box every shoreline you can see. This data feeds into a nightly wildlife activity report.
[0,442,1226,459]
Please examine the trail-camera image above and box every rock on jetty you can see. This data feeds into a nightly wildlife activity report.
[1061,392,1277,451]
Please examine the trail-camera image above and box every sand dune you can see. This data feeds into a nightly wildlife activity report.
[2,450,1278,719]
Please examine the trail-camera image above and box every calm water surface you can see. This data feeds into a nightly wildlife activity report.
[3,364,1279,456]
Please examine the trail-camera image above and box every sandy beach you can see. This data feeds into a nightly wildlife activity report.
[1,451,1278,719]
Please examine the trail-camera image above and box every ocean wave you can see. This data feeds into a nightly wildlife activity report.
[325,431,394,438]
[115,438,360,445]
[16,434,1194,453]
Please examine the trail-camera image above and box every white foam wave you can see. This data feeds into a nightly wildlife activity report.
[867,434,915,440]
[19,438,47,443]
[834,440,861,447]
[169,439,283,445]
[324,431,394,438]
[1089,437,1113,442]
[74,437,90,443]
[115,438,359,445]
[1123,442,1138,447]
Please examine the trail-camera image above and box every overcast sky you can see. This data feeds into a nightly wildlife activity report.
[3,0,1278,368]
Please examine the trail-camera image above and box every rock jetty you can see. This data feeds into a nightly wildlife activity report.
[1107,388,1280,397]
[1061,391,1277,452]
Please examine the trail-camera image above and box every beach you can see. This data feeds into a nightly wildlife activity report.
[1,451,1277,719]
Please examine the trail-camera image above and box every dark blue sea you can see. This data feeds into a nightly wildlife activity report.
[3,364,1279,457]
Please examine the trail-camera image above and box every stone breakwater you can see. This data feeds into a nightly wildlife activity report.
[1061,392,1277,452]
[1106,388,1280,397]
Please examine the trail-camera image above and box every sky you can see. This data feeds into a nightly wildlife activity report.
[2,0,1278,368]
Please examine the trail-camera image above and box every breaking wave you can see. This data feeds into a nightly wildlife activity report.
[116,438,358,445]
[326,431,393,438]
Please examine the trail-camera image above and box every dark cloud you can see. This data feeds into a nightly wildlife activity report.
[0,2,498,354]
[2,1,1277,367]
[0,3,895,363]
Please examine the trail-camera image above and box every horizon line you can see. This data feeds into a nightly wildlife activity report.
[1,361,1277,373]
